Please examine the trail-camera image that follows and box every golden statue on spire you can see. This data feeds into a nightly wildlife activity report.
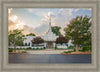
[49,16,51,21]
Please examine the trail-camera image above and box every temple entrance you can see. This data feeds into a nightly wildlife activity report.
[46,42,53,48]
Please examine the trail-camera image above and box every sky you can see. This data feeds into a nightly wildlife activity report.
[8,8,92,36]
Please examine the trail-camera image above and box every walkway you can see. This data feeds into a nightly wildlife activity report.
[16,49,73,54]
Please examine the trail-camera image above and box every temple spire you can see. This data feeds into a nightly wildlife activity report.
[49,16,52,32]
[49,16,51,22]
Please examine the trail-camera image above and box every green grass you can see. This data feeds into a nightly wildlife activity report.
[21,51,27,53]
[64,51,74,54]
[8,49,13,52]
[55,48,67,50]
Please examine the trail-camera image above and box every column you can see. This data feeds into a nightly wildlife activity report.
[44,42,46,48]
[53,42,56,48]
[30,42,32,47]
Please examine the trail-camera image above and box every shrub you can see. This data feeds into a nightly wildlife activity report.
[64,51,73,54]
[55,46,57,49]
[26,47,32,49]
[73,48,76,51]
[81,45,91,52]
[43,47,46,49]
[9,49,13,52]
[67,46,75,49]
[21,51,27,53]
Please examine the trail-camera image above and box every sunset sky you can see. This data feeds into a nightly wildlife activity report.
[8,8,92,36]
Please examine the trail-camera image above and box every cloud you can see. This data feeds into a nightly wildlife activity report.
[74,9,79,12]
[27,8,33,13]
[26,8,47,17]
[59,8,73,16]
[33,9,72,36]
[22,25,35,35]
[53,8,72,35]
[8,16,35,35]
[8,11,35,35]
[73,8,92,12]
[8,8,12,14]
[9,8,92,36]
[82,8,92,11]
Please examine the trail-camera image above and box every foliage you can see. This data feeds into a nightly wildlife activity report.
[8,49,13,52]
[56,36,68,44]
[64,16,91,52]
[26,47,32,49]
[73,48,76,51]
[64,51,73,54]
[26,33,35,36]
[81,45,91,52]
[51,26,63,36]
[21,51,27,53]
[17,41,24,46]
[55,46,57,49]
[43,47,46,49]
[8,29,25,52]
[31,37,44,44]
[67,46,75,49]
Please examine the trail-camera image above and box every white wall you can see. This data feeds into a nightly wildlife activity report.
[67,40,74,47]
[23,36,74,48]
[24,36,36,46]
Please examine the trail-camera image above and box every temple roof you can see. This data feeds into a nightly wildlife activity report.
[41,18,58,41]
[41,30,58,41]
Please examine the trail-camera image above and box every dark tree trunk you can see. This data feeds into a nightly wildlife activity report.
[14,45,16,52]
[76,43,78,52]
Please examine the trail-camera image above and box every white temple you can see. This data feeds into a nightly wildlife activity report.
[41,17,58,48]
[23,17,73,49]
[41,18,58,42]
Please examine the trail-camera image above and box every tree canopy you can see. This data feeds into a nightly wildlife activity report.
[26,33,35,36]
[64,16,91,52]
[51,26,62,36]
[8,29,25,52]
[31,37,44,44]
[56,36,68,44]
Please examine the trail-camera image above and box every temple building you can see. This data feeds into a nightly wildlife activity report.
[41,17,58,48]
[23,17,73,49]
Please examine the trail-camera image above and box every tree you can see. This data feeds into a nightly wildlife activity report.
[64,16,91,52]
[31,37,44,44]
[26,33,35,36]
[51,26,62,36]
[8,29,25,52]
[17,41,24,46]
[56,36,68,44]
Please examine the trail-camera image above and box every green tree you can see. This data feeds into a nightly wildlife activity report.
[26,33,35,36]
[64,16,91,52]
[17,41,24,46]
[51,26,62,36]
[8,29,25,52]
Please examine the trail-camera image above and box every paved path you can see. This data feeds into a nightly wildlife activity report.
[9,53,91,63]
[16,49,73,54]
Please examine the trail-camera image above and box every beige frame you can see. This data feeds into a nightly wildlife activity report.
[0,0,99,72]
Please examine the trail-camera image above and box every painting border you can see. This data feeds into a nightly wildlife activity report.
[0,0,99,72]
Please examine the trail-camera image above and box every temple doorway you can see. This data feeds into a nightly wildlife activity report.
[46,42,53,48]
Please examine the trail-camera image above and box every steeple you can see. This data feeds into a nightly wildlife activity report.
[49,16,52,32]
